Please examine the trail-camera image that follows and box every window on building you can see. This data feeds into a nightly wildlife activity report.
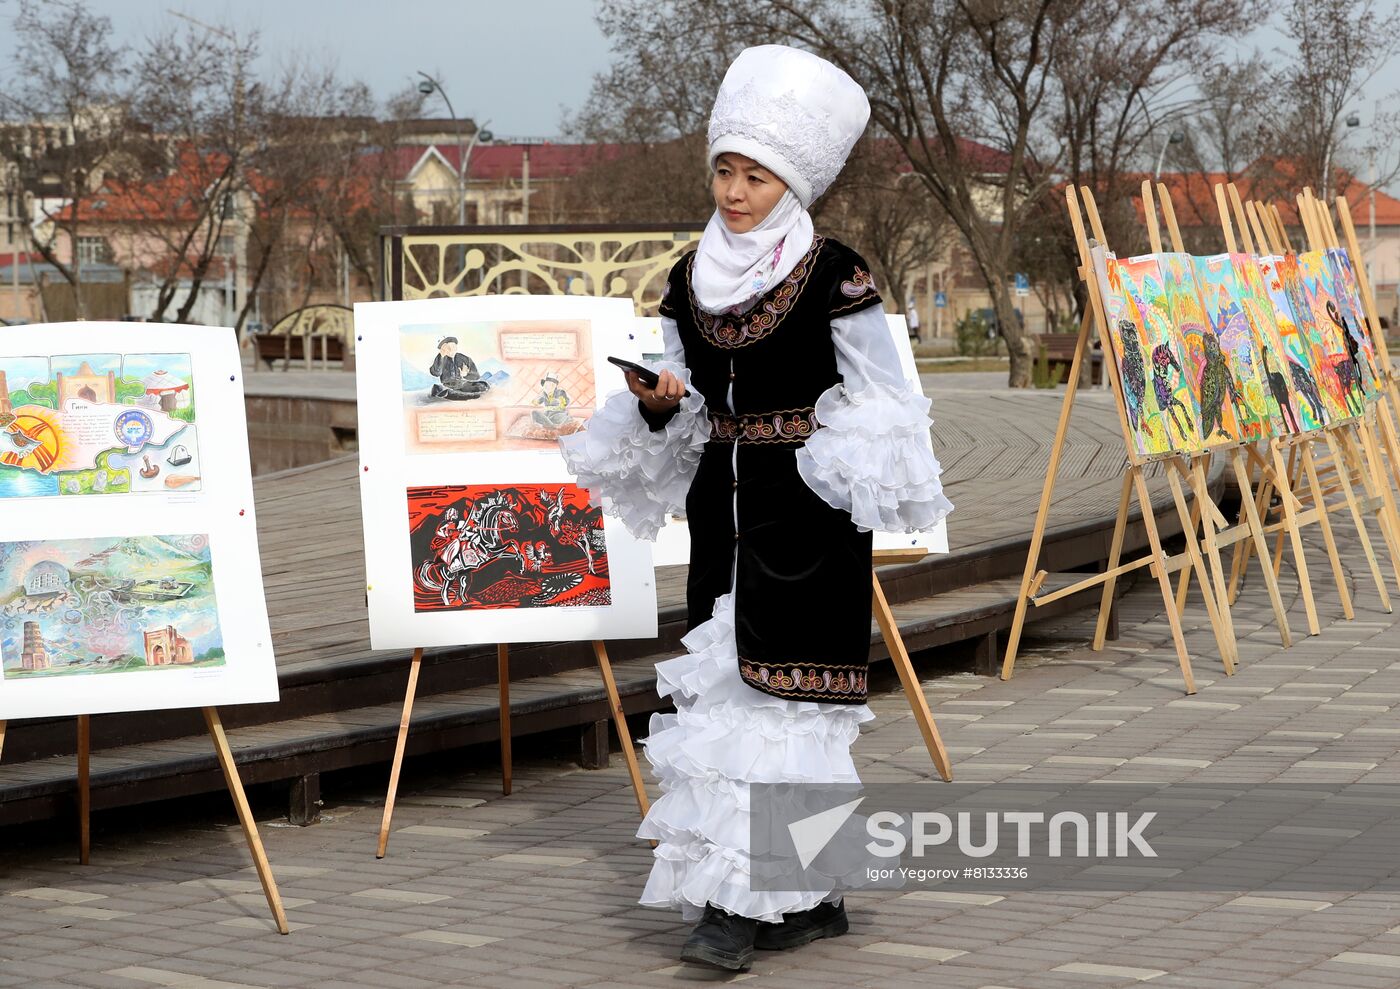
[216,234,235,256]
[76,236,111,265]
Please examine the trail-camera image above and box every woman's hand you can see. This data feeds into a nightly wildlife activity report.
[627,369,684,413]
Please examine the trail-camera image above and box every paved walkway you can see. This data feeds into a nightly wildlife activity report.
[3,519,1399,988]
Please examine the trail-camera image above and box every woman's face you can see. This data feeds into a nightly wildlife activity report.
[712,153,788,234]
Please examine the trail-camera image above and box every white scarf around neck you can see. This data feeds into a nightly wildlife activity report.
[691,189,814,315]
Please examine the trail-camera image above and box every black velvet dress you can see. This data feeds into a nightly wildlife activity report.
[650,235,883,705]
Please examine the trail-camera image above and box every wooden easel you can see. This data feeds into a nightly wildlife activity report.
[1172,182,1353,629]
[0,709,289,935]
[1221,192,1394,613]
[872,548,953,783]
[376,639,650,859]
[1140,182,1299,648]
[1001,184,1249,696]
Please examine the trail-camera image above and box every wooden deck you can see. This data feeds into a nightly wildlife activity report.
[0,374,1214,824]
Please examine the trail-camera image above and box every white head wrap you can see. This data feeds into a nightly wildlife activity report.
[691,45,871,314]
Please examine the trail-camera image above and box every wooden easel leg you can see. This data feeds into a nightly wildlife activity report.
[873,573,953,781]
[77,715,90,866]
[1174,483,1204,613]
[1093,472,1133,651]
[1344,420,1400,588]
[376,647,423,860]
[590,641,651,818]
[1375,397,1400,497]
[1227,456,1272,604]
[1298,439,1357,618]
[202,707,289,935]
[1131,468,1197,694]
[1324,429,1392,608]
[1188,460,1239,667]
[1001,309,1094,680]
[1262,446,1319,637]
[1267,445,1301,583]
[1166,465,1236,674]
[1353,421,1400,592]
[0,720,6,762]
[1231,449,1294,647]
[498,644,512,798]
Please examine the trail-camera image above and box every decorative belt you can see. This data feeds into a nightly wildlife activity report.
[709,406,821,445]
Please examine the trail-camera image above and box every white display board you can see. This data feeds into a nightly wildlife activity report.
[636,314,951,566]
[354,295,659,649]
[0,322,277,720]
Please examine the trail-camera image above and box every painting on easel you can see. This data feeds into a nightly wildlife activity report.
[1231,254,1312,434]
[1159,253,1243,446]
[1295,251,1365,418]
[407,483,611,613]
[1191,253,1278,442]
[0,321,277,722]
[1114,254,1202,452]
[1090,248,1191,455]
[1324,247,1382,398]
[1255,256,1334,430]
[354,295,657,650]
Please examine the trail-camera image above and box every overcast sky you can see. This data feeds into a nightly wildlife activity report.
[1,0,1396,186]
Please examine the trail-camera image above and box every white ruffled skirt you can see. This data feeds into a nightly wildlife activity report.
[637,590,874,923]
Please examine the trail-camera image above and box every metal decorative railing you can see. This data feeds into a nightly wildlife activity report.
[380,223,705,311]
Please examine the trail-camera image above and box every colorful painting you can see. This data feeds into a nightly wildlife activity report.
[1324,247,1382,398]
[0,535,223,680]
[407,483,611,613]
[1232,254,1313,434]
[1256,256,1334,429]
[0,353,200,499]
[1114,254,1201,451]
[1192,253,1277,442]
[1090,249,1178,455]
[1295,252,1365,418]
[399,320,595,455]
[1158,253,1239,446]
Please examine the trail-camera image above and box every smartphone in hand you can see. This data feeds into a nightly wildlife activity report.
[607,356,691,397]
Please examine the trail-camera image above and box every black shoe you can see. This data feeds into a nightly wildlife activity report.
[680,904,758,971]
[430,384,444,398]
[754,900,849,950]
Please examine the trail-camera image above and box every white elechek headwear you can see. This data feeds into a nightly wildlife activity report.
[692,45,870,315]
[707,45,871,207]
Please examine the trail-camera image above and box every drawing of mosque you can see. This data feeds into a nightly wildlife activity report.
[143,625,194,665]
[56,361,117,406]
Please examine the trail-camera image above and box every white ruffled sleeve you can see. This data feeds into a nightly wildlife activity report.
[559,316,710,540]
[795,305,954,533]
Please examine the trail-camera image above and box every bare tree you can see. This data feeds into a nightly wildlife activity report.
[1269,0,1400,199]
[126,17,262,323]
[0,0,130,318]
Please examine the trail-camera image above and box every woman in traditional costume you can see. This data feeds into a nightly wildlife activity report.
[561,44,951,971]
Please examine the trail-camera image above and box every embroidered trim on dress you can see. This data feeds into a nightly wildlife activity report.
[739,657,868,701]
[830,265,881,316]
[709,407,820,444]
[688,236,826,349]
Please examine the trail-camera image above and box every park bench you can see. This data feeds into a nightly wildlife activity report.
[1035,332,1103,385]
[254,331,347,371]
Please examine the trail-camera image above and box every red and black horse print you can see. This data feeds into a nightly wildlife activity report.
[406,484,611,612]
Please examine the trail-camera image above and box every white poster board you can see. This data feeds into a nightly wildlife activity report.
[638,314,951,566]
[354,295,659,649]
[0,322,277,720]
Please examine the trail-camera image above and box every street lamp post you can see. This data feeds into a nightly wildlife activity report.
[416,72,491,226]
[1154,129,1186,182]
